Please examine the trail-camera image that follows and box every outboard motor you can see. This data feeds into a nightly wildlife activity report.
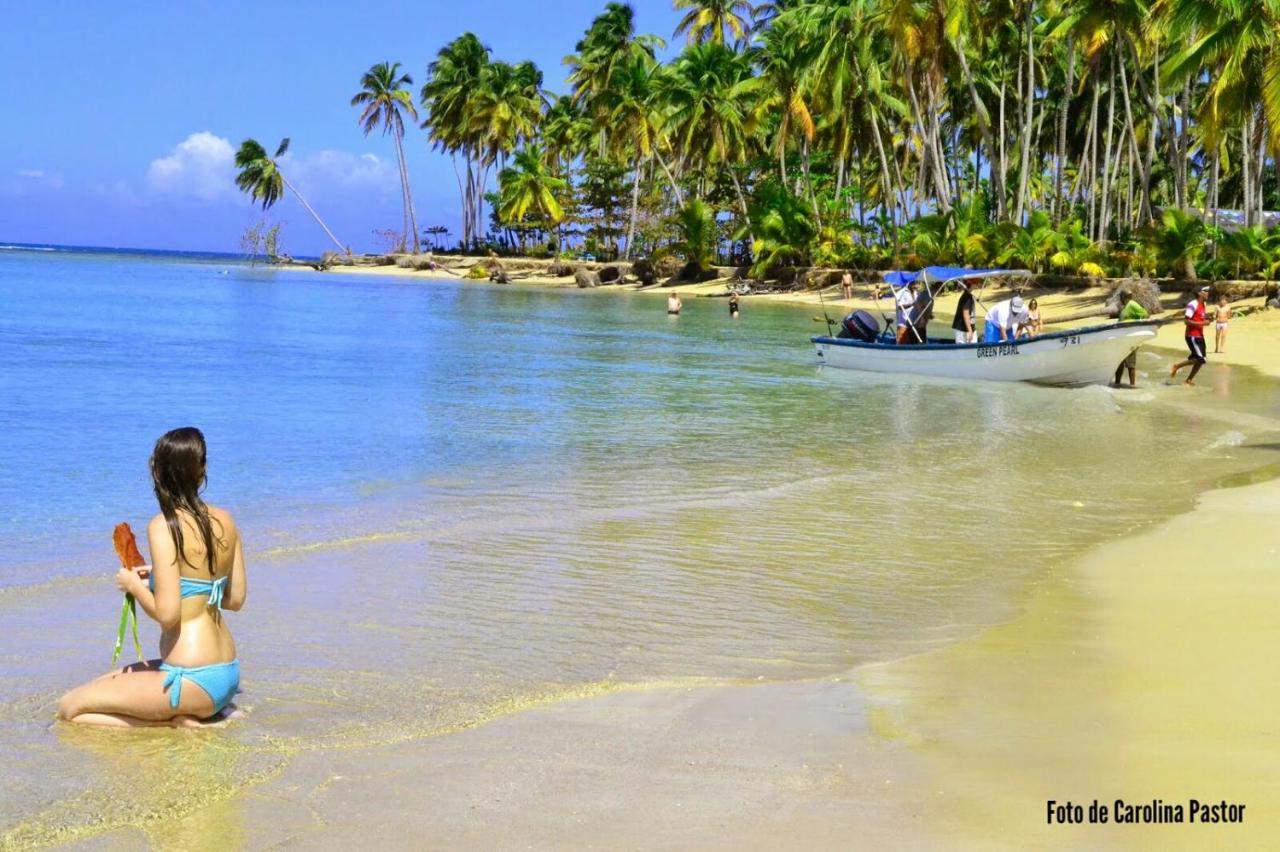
[838,310,880,342]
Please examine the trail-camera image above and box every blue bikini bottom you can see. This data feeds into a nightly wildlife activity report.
[160,659,240,715]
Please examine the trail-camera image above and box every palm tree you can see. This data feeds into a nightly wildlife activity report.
[542,94,592,170]
[234,138,346,254]
[472,60,546,170]
[497,144,567,233]
[673,0,755,46]
[1158,0,1280,227]
[756,14,815,186]
[1143,208,1208,279]
[565,2,664,156]
[605,52,661,258]
[654,43,764,221]
[660,198,719,275]
[422,33,492,247]
[352,62,420,253]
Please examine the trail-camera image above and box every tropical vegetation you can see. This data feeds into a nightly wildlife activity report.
[269,0,1280,280]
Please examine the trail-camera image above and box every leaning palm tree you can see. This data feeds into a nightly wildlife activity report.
[234,138,346,254]
[352,61,420,253]
[673,0,755,46]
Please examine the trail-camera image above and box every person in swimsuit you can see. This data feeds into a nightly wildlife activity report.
[1020,299,1042,337]
[1213,295,1232,353]
[728,292,740,318]
[840,271,854,301]
[667,293,682,315]
[58,427,246,726]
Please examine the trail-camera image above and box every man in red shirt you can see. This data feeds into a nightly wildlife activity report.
[1169,285,1212,385]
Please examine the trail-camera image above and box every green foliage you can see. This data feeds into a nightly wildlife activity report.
[742,183,815,277]
[1218,226,1280,280]
[498,144,567,227]
[659,199,719,274]
[1142,209,1208,280]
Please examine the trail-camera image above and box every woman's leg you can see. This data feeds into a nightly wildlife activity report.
[58,660,216,725]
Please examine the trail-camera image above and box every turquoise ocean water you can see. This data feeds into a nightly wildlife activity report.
[1,246,1277,845]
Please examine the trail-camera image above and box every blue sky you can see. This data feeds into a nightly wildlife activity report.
[0,1,684,254]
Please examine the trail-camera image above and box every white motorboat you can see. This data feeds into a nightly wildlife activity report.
[812,267,1159,386]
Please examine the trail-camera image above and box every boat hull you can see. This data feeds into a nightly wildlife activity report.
[812,321,1160,386]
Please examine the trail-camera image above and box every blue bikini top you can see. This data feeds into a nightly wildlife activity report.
[149,573,228,608]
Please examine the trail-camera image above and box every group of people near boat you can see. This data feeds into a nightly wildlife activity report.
[888,278,1041,345]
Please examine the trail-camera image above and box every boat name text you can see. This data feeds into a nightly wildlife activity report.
[977,343,1020,358]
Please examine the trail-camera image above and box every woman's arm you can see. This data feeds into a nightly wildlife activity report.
[222,519,248,612]
[143,516,181,629]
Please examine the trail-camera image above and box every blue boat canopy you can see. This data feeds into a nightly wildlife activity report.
[883,267,1032,286]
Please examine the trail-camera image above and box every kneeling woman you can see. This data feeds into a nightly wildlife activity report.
[59,427,246,726]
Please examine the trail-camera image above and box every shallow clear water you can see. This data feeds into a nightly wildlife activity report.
[2,248,1277,845]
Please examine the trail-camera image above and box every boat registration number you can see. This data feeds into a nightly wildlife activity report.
[977,343,1020,358]
[1058,335,1082,347]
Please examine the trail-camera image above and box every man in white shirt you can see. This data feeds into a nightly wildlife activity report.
[983,295,1030,343]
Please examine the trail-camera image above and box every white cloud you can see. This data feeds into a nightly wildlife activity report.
[146,131,236,201]
[281,149,397,194]
[143,132,398,206]
[2,169,64,196]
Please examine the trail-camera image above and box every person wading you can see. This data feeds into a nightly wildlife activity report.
[1169,286,1211,386]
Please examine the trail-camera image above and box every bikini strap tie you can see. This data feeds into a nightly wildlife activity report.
[207,576,227,609]
[160,664,184,709]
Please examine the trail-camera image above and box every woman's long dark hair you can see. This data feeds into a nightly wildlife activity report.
[150,427,217,574]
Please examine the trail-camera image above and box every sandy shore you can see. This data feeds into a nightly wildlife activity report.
[90,471,1280,850]
[858,474,1280,849]
[115,678,935,850]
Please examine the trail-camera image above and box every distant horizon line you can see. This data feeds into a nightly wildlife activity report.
[0,240,320,262]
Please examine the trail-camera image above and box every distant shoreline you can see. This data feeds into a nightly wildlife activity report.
[286,257,1280,380]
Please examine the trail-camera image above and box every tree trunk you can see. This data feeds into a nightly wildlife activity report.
[1054,33,1074,223]
[1178,78,1191,211]
[1116,52,1152,225]
[625,157,642,260]
[1100,54,1117,241]
[997,78,1008,220]
[451,153,467,249]
[1014,2,1035,224]
[282,176,347,254]
[956,41,998,205]
[393,129,419,253]
[654,150,685,207]
[1256,116,1267,226]
[1242,117,1253,228]
[729,169,751,234]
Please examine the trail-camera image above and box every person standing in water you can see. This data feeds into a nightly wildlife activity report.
[728,292,740,318]
[1170,285,1211,385]
[667,293,682,315]
[1113,289,1150,387]
[58,427,246,726]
